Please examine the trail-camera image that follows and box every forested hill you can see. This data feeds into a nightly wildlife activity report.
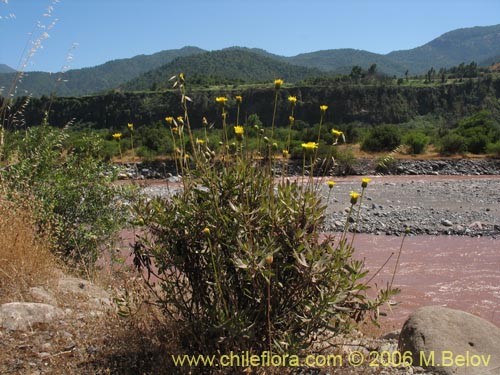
[387,24,500,74]
[0,64,15,74]
[1,24,500,97]
[0,46,205,97]
[284,49,408,76]
[121,49,325,91]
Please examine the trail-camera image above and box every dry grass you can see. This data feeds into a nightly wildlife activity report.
[0,196,59,304]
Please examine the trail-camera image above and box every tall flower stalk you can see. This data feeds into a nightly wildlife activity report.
[128,123,135,160]
[286,96,297,153]
[112,132,122,160]
[313,104,328,165]
[216,96,229,160]
[350,178,371,247]
[270,79,283,142]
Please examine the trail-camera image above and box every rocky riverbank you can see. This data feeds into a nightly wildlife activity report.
[140,174,500,238]
[116,158,500,180]
[321,176,500,237]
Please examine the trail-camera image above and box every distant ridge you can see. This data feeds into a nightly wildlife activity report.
[387,24,500,74]
[0,64,16,74]
[0,46,205,97]
[1,24,500,97]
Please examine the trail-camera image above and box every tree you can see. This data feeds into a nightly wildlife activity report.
[350,66,364,83]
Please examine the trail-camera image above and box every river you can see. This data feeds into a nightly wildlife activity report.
[350,233,500,330]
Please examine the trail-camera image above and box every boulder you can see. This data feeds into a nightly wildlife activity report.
[399,306,500,375]
[0,302,64,331]
[29,286,57,305]
[57,277,111,309]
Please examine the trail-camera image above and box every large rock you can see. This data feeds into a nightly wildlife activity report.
[57,277,111,309]
[399,306,500,375]
[0,302,64,331]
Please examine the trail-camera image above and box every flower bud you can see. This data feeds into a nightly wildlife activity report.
[265,255,274,265]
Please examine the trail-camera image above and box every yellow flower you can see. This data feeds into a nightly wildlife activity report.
[282,149,289,158]
[196,138,204,145]
[288,96,297,106]
[179,72,185,83]
[320,105,328,113]
[301,142,318,151]
[289,116,295,124]
[202,227,210,235]
[235,95,243,104]
[331,129,343,137]
[327,180,336,189]
[216,96,228,105]
[165,116,174,124]
[112,133,122,140]
[265,254,274,265]
[177,116,184,124]
[274,79,284,89]
[361,178,371,188]
[350,191,360,205]
[127,123,134,130]
[234,125,244,136]
[172,127,178,134]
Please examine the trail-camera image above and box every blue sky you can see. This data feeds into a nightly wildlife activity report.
[1,0,500,72]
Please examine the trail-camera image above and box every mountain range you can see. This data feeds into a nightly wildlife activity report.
[1,24,500,97]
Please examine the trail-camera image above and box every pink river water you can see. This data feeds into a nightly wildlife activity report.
[349,233,500,330]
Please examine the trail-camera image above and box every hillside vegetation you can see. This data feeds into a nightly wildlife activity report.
[0,46,205,97]
[1,24,500,97]
[121,49,324,91]
[4,76,499,132]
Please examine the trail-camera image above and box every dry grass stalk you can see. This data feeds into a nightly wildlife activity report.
[0,196,58,303]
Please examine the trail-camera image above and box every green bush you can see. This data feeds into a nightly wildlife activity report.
[133,159,396,354]
[403,131,429,154]
[465,131,489,154]
[487,141,500,157]
[438,133,467,155]
[1,121,134,270]
[332,146,358,175]
[361,125,401,152]
[132,76,398,355]
[455,111,500,154]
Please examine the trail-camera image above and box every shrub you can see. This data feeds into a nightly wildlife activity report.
[375,154,397,174]
[438,133,467,155]
[133,159,396,354]
[1,119,134,271]
[464,131,489,154]
[403,131,429,154]
[332,146,358,175]
[361,124,401,152]
[487,141,500,157]
[455,111,500,154]
[132,76,398,355]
